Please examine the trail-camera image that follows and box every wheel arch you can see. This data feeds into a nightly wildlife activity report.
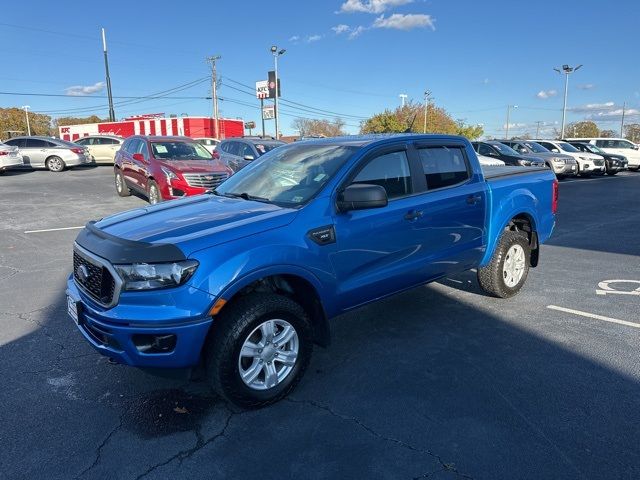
[212,267,331,348]
[482,209,539,268]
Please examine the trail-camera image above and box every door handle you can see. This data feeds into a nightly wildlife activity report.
[404,210,424,221]
[466,194,482,205]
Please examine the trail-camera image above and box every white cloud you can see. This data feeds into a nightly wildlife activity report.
[289,35,300,43]
[332,24,351,34]
[577,83,595,90]
[586,108,640,122]
[65,82,105,96]
[373,13,435,30]
[339,0,413,14]
[536,89,557,99]
[306,34,323,42]
[569,101,615,113]
[502,122,528,130]
[483,78,489,85]
[349,25,367,39]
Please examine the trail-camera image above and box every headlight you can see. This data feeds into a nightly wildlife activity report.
[552,157,565,163]
[114,260,198,290]
[519,159,531,166]
[161,166,178,181]
[579,156,591,161]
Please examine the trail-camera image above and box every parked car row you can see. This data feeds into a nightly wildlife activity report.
[1,136,92,171]
[473,137,639,177]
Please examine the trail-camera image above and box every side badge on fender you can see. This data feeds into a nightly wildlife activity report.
[308,225,336,246]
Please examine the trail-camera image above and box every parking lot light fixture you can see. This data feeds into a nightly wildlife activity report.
[505,104,518,140]
[21,105,31,136]
[554,64,582,139]
[271,46,286,139]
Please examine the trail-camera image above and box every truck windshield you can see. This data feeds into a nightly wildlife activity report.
[215,143,358,207]
[151,141,213,160]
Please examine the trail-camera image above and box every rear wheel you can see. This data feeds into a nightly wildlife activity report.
[46,156,65,172]
[147,180,162,205]
[478,230,531,298]
[114,170,131,197]
[204,293,313,408]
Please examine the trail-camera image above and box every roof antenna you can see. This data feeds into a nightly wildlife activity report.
[404,113,418,133]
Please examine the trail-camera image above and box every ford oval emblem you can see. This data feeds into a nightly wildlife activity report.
[76,264,90,283]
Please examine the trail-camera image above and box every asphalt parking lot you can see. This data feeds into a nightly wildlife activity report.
[1,166,639,480]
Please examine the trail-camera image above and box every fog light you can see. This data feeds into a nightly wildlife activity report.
[132,334,177,353]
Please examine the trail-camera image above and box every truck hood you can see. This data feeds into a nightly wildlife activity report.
[94,194,297,255]
[158,159,230,174]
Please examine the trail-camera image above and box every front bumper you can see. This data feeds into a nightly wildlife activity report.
[66,275,215,368]
[554,162,577,175]
[577,161,605,174]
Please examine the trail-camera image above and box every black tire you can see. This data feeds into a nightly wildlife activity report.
[477,230,531,299]
[204,293,313,408]
[630,166,640,172]
[147,180,162,204]
[607,170,618,176]
[45,156,65,172]
[114,170,131,197]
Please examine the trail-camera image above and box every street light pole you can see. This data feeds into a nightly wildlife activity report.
[101,28,116,122]
[620,101,626,138]
[505,104,518,139]
[22,105,31,136]
[554,64,582,139]
[207,55,222,139]
[271,46,286,140]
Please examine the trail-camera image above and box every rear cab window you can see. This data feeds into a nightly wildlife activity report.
[417,146,470,190]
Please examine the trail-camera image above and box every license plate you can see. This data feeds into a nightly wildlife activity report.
[67,295,79,325]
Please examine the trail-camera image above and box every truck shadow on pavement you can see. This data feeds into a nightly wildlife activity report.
[2,280,639,480]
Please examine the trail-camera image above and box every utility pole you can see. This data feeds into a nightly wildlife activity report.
[399,93,408,107]
[21,105,31,135]
[423,90,431,133]
[101,28,116,122]
[505,104,518,139]
[620,101,626,138]
[271,46,286,140]
[554,64,582,139]
[535,121,542,138]
[207,55,221,139]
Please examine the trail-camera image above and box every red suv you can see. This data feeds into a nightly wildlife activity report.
[114,136,233,204]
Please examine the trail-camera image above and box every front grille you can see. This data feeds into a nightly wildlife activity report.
[183,173,228,189]
[73,250,115,305]
[594,159,604,166]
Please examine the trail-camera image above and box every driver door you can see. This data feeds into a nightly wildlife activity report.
[331,146,424,310]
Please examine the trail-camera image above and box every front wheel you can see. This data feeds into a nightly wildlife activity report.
[478,230,531,298]
[147,180,162,205]
[114,170,131,196]
[46,156,65,172]
[204,293,313,408]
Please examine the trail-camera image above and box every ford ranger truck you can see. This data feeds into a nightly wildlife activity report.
[66,135,558,408]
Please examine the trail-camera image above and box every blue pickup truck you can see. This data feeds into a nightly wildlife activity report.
[66,134,558,407]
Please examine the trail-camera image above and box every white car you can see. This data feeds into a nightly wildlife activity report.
[566,137,640,171]
[533,139,605,176]
[194,137,220,155]
[73,135,123,165]
[0,141,24,173]
[477,154,505,166]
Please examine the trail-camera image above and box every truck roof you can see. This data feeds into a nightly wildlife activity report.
[294,133,468,148]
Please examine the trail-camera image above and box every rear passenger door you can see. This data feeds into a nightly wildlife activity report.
[23,139,51,167]
[409,142,487,278]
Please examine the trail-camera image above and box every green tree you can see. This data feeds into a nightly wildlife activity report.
[0,107,51,138]
[565,121,599,137]
[360,100,482,138]
[53,115,106,128]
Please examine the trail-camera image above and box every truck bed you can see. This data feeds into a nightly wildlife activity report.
[481,165,549,180]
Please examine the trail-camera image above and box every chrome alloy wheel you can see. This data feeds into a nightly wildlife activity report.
[148,184,160,204]
[503,244,526,287]
[238,319,299,391]
[115,173,123,192]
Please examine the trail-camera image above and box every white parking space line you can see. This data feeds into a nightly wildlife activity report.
[24,226,84,234]
[547,305,640,329]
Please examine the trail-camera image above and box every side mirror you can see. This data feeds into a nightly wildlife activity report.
[519,148,527,153]
[551,148,559,153]
[337,184,388,212]
[243,155,255,161]
[132,153,145,161]
[633,145,639,150]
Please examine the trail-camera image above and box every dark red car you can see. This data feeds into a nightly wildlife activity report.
[114,135,233,204]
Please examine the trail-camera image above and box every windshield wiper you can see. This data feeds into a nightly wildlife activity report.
[221,192,271,203]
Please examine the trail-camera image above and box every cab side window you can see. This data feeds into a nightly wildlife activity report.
[478,144,494,156]
[352,151,412,199]
[418,146,469,190]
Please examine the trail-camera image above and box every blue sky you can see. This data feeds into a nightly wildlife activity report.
[1,0,639,138]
